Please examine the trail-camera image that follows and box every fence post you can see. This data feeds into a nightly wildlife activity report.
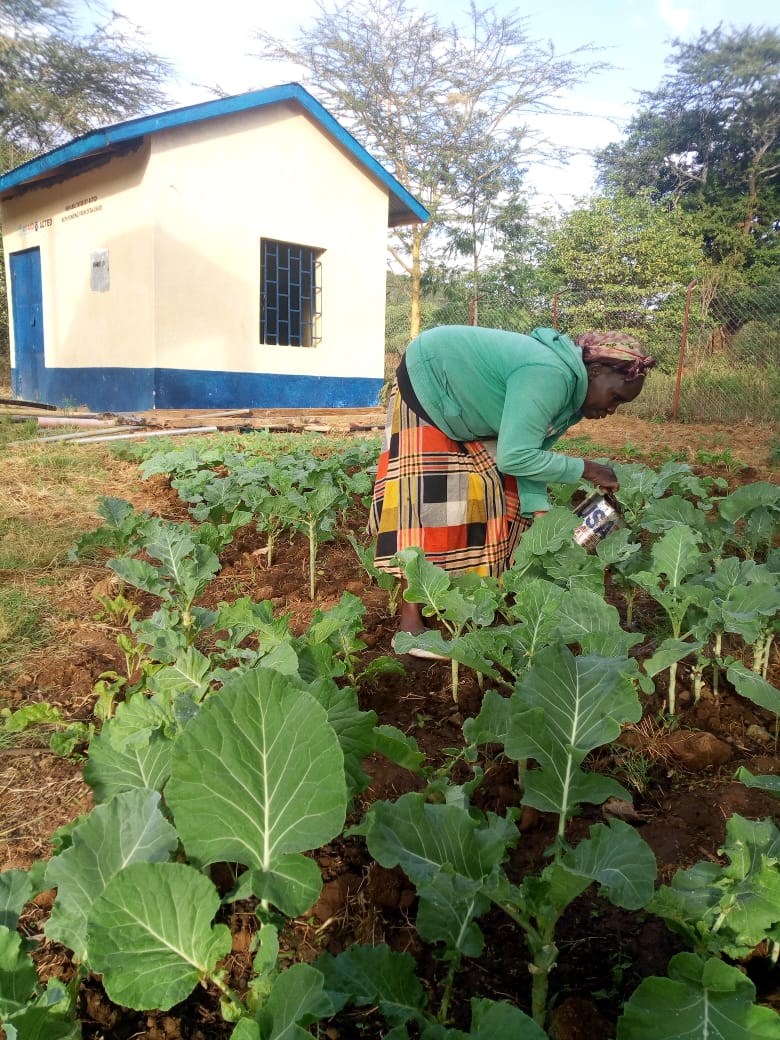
[672,281,698,421]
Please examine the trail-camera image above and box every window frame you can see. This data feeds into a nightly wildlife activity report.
[260,238,323,348]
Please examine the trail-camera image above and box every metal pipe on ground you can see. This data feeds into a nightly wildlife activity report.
[65,425,220,444]
[32,426,130,443]
[7,427,131,446]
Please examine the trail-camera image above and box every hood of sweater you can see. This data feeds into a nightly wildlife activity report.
[528,328,589,415]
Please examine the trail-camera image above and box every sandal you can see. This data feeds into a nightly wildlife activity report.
[391,633,449,661]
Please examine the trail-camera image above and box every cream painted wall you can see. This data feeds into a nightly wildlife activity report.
[147,102,388,379]
[2,101,392,382]
[2,144,156,370]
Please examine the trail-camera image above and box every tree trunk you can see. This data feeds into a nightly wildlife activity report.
[409,227,423,340]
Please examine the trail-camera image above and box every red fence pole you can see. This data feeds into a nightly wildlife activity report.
[672,281,698,421]
[468,295,485,325]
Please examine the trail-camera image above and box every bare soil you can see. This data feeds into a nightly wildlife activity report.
[1,412,778,1039]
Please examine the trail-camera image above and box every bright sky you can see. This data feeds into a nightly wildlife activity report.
[109,0,779,209]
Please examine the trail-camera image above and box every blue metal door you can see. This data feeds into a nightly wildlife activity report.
[10,247,45,400]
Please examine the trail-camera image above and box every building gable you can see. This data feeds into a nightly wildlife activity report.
[0,83,428,228]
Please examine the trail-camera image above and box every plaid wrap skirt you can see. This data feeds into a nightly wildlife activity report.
[368,382,531,576]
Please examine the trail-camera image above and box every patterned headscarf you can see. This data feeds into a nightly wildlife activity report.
[574,331,657,381]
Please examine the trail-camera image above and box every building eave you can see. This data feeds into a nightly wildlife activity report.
[0,82,429,228]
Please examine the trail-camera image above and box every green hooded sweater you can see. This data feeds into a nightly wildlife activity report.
[405,325,588,515]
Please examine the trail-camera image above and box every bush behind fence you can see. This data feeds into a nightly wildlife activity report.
[385,282,780,426]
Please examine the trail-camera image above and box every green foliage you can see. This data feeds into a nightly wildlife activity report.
[544,193,702,333]
[108,518,220,642]
[136,437,378,597]
[393,546,506,702]
[6,435,780,1037]
[0,0,171,155]
[4,673,355,1027]
[737,768,780,797]
[68,496,152,561]
[357,637,655,1027]
[648,813,780,960]
[167,672,347,904]
[89,861,233,1011]
[595,25,780,275]
[467,644,643,841]
[617,952,780,1039]
[44,789,179,962]
[0,701,92,757]
[630,526,707,712]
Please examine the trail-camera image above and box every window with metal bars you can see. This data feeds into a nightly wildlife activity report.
[260,238,322,347]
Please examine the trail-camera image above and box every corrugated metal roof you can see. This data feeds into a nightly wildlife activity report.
[0,82,428,227]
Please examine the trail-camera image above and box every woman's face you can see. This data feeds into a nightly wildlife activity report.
[581,367,644,420]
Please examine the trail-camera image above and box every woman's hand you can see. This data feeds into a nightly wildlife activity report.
[582,459,619,491]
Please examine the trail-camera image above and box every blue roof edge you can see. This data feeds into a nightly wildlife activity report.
[0,82,429,224]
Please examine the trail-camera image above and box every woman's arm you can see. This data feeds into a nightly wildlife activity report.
[497,368,583,485]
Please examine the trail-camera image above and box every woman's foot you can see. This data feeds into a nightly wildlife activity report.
[393,602,448,659]
[399,599,426,635]
[391,632,449,660]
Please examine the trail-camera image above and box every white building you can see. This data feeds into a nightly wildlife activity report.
[0,83,427,411]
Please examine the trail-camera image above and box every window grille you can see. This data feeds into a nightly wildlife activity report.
[260,239,322,347]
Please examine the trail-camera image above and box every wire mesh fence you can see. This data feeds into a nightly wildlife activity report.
[384,281,780,425]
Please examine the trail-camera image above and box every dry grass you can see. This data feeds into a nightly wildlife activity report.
[0,755,92,868]
[0,441,145,564]
[620,715,678,765]
[0,441,142,682]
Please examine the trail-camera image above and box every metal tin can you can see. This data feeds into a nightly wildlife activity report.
[572,492,622,551]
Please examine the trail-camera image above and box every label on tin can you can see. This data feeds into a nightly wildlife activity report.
[572,494,622,551]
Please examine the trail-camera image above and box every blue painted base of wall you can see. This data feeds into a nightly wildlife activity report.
[11,366,386,413]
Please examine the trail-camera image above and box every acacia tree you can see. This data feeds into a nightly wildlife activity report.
[437,135,530,323]
[0,0,171,377]
[252,0,605,336]
[594,24,780,278]
[0,0,172,160]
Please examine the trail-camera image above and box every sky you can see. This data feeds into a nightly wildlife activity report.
[107,0,779,209]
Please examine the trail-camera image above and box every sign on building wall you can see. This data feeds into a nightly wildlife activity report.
[90,249,110,292]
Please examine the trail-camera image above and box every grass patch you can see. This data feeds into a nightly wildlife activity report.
[557,432,693,468]
[0,587,50,666]
[557,433,614,457]
[0,515,92,570]
[2,442,120,536]
[625,364,780,424]
[26,445,110,485]
[0,440,146,686]
[0,416,37,446]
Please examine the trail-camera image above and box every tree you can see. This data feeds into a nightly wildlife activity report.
[437,135,529,324]
[252,0,606,337]
[539,191,703,361]
[0,0,172,379]
[594,25,780,278]
[0,0,172,161]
